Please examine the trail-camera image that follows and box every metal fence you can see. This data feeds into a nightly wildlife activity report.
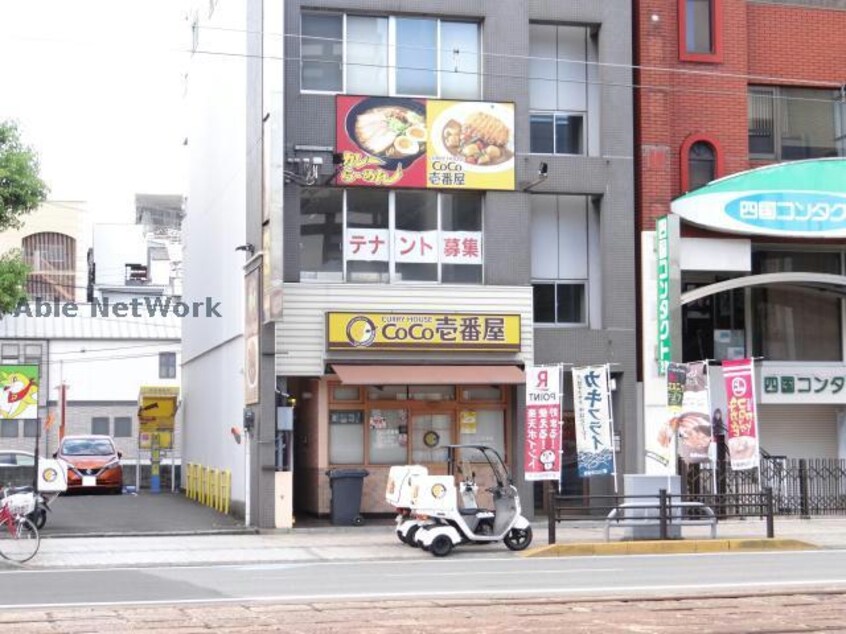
[680,457,846,517]
[546,488,775,544]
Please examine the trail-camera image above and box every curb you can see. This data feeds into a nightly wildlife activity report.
[522,538,817,557]
[40,528,258,539]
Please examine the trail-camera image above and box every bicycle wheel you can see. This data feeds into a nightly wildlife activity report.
[0,517,40,563]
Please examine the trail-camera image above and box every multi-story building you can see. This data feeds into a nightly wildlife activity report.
[184,0,636,527]
[635,0,846,472]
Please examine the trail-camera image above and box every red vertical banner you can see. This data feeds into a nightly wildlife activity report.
[722,359,760,471]
[524,365,562,481]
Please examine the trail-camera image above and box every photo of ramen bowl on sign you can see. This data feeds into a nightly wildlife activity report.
[346,97,427,170]
[433,104,514,169]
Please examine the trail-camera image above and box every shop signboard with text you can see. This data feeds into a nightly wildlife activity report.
[326,312,520,352]
[335,96,515,191]
[671,159,846,237]
[524,365,561,481]
[759,364,846,405]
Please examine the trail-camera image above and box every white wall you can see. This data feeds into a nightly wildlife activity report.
[182,0,248,507]
[48,339,180,401]
[93,224,147,286]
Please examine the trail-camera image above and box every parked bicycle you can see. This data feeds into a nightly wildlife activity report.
[0,488,40,563]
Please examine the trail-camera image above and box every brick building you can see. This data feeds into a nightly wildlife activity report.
[635,0,846,473]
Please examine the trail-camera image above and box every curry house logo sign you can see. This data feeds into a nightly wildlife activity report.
[327,312,521,352]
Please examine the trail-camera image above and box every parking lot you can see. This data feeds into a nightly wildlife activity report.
[40,491,249,537]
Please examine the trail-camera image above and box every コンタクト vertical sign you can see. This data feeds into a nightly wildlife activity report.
[524,365,562,481]
[572,365,614,477]
[656,215,671,375]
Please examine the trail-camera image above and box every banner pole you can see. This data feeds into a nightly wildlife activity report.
[606,363,619,494]
[557,363,563,494]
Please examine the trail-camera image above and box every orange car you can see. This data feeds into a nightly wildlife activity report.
[55,435,123,494]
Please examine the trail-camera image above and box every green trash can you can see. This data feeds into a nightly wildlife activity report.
[326,469,369,526]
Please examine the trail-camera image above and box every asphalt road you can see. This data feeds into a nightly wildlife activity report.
[2,549,846,608]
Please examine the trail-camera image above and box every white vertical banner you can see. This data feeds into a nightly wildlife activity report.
[572,364,614,477]
[524,365,562,481]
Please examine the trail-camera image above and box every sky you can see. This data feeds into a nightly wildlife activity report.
[0,0,191,223]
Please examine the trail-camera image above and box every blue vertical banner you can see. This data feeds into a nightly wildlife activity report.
[572,365,614,477]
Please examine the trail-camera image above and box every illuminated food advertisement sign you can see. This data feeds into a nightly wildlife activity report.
[336,96,515,191]
[326,312,521,351]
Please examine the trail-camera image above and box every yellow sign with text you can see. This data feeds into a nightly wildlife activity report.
[326,312,521,352]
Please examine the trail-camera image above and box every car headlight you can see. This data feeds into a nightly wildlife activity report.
[103,459,121,471]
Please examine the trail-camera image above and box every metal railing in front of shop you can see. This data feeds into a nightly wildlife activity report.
[681,457,846,517]
[185,463,231,515]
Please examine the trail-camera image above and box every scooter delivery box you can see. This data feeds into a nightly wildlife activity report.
[37,458,68,493]
[386,464,427,509]
[410,475,457,515]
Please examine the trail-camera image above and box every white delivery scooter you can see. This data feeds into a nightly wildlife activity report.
[385,464,429,544]
[412,445,533,557]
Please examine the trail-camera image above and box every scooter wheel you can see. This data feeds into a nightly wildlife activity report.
[504,526,533,551]
[28,508,47,530]
[352,515,365,526]
[396,529,407,544]
[430,534,453,557]
[406,524,421,548]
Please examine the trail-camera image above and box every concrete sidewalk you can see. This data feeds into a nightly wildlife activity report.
[10,516,846,570]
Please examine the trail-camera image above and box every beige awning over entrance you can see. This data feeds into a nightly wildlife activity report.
[331,364,525,385]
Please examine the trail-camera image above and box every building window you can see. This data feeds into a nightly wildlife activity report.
[301,13,343,92]
[679,0,721,62]
[22,232,76,302]
[529,24,596,156]
[1,420,19,438]
[300,189,483,284]
[23,420,38,438]
[328,383,508,466]
[531,196,593,326]
[159,352,177,379]
[752,250,843,362]
[687,141,715,191]
[114,417,132,438]
[92,417,110,436]
[329,410,365,464]
[1,344,18,363]
[749,87,844,160]
[301,13,480,99]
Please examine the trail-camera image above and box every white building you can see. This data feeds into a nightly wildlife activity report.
[182,0,250,517]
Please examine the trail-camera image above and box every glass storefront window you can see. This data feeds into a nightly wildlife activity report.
[329,410,364,463]
[331,386,362,402]
[411,413,452,462]
[367,385,408,401]
[458,410,505,458]
[408,385,455,401]
[752,250,843,361]
[368,409,408,464]
[461,386,503,401]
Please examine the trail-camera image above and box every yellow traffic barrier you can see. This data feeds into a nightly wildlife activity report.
[210,469,220,512]
[221,470,231,514]
[186,463,195,500]
[185,462,232,516]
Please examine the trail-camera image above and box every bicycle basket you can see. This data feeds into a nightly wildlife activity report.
[3,493,35,516]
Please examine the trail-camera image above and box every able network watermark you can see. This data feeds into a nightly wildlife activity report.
[13,297,223,318]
